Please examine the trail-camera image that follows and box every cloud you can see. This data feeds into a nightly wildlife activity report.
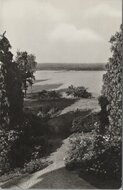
[2,0,65,23]
[1,0,66,55]
[1,0,121,63]
[84,3,121,18]
[48,23,104,43]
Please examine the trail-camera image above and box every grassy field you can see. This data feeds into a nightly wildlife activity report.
[24,95,76,115]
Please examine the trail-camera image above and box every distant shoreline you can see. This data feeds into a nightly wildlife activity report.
[37,63,106,71]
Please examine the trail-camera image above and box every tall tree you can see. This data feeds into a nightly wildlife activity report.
[15,51,37,96]
[0,33,16,173]
[0,32,10,129]
[102,25,122,142]
[0,33,24,126]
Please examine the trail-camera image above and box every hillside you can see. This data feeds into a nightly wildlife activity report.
[37,63,105,71]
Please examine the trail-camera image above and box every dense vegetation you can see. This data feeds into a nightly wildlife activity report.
[15,51,37,96]
[66,85,92,98]
[38,90,62,99]
[0,33,39,175]
[65,26,122,187]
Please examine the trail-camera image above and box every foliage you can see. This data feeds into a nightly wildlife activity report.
[23,159,49,174]
[65,133,95,170]
[86,133,122,179]
[65,123,121,179]
[0,33,24,174]
[0,128,10,175]
[97,95,109,135]
[8,115,49,168]
[15,51,37,96]
[39,90,62,99]
[0,34,45,175]
[37,105,60,119]
[71,113,97,133]
[86,27,122,179]
[90,26,122,179]
[66,85,92,98]
[0,33,24,127]
[65,27,122,182]
[102,26,122,140]
[89,27,122,180]
[0,34,10,173]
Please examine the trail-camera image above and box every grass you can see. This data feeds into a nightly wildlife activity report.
[24,95,77,115]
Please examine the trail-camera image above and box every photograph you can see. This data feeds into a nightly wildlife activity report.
[0,0,122,189]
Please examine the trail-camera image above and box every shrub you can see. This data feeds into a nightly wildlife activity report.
[8,117,49,168]
[47,90,62,99]
[86,135,122,179]
[65,127,121,180]
[39,90,62,99]
[0,129,10,175]
[37,105,60,119]
[23,159,50,174]
[65,133,95,170]
[71,113,97,133]
[66,85,92,98]
[38,90,47,99]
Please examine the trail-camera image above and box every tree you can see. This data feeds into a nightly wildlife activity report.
[0,33,11,173]
[15,51,37,96]
[0,33,26,173]
[98,95,109,135]
[102,25,122,142]
[91,26,122,179]
[66,85,92,98]
[0,33,24,126]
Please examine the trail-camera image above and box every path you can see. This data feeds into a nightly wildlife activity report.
[3,138,95,189]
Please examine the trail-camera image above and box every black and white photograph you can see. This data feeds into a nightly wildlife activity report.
[0,0,122,189]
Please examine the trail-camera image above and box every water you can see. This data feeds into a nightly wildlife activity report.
[34,70,105,96]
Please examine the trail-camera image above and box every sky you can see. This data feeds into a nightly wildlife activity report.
[0,0,122,63]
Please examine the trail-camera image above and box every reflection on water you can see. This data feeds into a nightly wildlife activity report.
[34,70,105,95]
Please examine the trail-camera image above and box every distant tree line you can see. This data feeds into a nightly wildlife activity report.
[37,63,105,71]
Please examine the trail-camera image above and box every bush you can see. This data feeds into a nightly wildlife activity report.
[23,158,50,174]
[86,136,122,179]
[37,105,60,119]
[0,129,10,175]
[66,85,92,98]
[39,90,62,99]
[71,113,97,133]
[8,117,49,168]
[65,128,121,180]
[65,133,94,170]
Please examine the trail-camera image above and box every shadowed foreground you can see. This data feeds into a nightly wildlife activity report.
[2,138,95,189]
